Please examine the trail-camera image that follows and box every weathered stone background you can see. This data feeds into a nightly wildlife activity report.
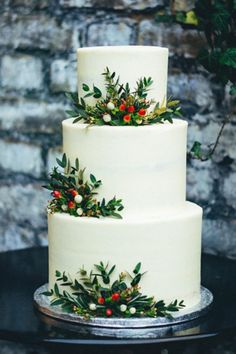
[1,0,235,258]
[0,0,236,353]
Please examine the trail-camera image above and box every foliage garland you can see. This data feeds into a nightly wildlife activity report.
[65,67,182,126]
[42,262,185,319]
[44,154,123,219]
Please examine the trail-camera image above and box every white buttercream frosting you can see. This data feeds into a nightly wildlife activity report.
[77,46,168,107]
[48,202,202,308]
[47,46,203,310]
[63,118,187,217]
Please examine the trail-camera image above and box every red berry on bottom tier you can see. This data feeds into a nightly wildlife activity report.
[52,190,61,198]
[127,105,135,113]
[106,308,113,317]
[98,297,105,305]
[138,108,146,116]
[123,114,131,123]
[111,292,120,301]
[68,201,75,209]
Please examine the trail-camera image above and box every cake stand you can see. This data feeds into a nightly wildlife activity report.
[33,284,213,335]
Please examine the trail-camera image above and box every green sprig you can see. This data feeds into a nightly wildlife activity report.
[65,68,182,126]
[42,262,185,318]
[44,153,123,219]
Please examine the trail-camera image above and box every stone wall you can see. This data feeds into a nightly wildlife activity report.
[0,0,236,258]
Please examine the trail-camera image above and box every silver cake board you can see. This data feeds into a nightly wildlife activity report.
[34,284,213,331]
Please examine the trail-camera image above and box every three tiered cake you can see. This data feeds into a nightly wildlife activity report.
[47,46,202,315]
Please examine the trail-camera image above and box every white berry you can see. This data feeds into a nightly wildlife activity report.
[129,307,136,315]
[61,204,68,211]
[74,194,83,204]
[76,208,83,216]
[120,304,127,312]
[89,303,97,311]
[103,114,111,123]
[107,102,115,110]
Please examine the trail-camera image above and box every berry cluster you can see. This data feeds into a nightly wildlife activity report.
[66,67,182,126]
[44,154,123,219]
[83,291,136,317]
[103,101,147,125]
[51,188,84,216]
[42,262,185,319]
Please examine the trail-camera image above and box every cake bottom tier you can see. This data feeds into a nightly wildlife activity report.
[48,201,202,309]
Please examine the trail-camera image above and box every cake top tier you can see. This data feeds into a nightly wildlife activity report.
[77,46,168,107]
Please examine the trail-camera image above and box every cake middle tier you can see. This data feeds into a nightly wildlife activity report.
[63,118,187,217]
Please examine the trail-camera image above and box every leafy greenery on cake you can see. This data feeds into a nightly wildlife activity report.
[44,154,123,219]
[42,262,185,318]
[65,67,182,126]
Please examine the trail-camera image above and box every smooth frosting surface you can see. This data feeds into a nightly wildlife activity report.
[63,118,187,217]
[47,45,203,312]
[48,202,202,309]
[77,46,168,107]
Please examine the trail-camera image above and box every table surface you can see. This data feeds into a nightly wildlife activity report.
[0,247,236,347]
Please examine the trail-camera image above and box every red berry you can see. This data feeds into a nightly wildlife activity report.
[106,308,112,317]
[98,297,105,305]
[52,190,61,198]
[123,114,131,123]
[69,189,78,197]
[119,104,126,111]
[111,292,120,301]
[68,201,75,209]
[127,105,135,113]
[138,108,146,116]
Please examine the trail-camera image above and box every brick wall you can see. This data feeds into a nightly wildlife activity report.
[0,0,236,258]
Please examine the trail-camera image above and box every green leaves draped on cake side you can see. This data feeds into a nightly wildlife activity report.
[65,67,182,126]
[44,153,123,219]
[42,262,185,318]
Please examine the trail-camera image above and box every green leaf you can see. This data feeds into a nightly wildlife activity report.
[133,262,141,275]
[108,264,116,275]
[82,83,90,92]
[55,270,61,277]
[190,141,203,159]
[219,48,236,68]
[90,174,96,184]
[93,86,102,98]
[111,212,122,219]
[102,274,110,285]
[65,92,78,103]
[74,108,88,119]
[80,97,86,108]
[41,290,53,296]
[65,110,79,118]
[118,282,127,291]
[56,153,67,168]
[73,117,82,123]
[84,92,94,98]
[111,71,116,79]
[51,298,65,306]
[62,153,67,168]
[230,84,236,95]
[54,283,60,297]
[131,273,141,287]
[211,7,230,32]
[75,158,79,170]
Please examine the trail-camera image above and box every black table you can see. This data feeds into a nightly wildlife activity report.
[0,247,236,354]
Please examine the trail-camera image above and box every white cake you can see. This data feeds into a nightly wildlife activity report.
[48,46,202,310]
